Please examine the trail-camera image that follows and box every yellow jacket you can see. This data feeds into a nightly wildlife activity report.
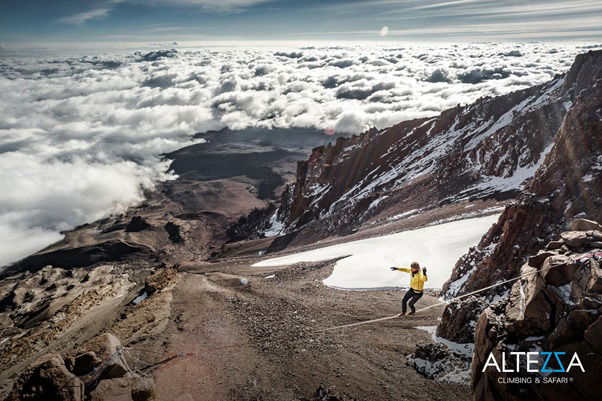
[394,268,428,292]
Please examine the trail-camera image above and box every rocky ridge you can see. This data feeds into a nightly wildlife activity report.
[5,333,156,401]
[268,52,602,247]
[0,265,179,399]
[438,54,602,343]
[472,226,602,401]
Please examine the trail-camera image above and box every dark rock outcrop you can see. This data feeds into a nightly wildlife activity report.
[313,384,357,401]
[164,222,184,243]
[126,216,152,232]
[409,342,471,383]
[471,233,602,401]
[226,203,276,242]
[5,353,84,401]
[2,240,153,277]
[67,351,101,376]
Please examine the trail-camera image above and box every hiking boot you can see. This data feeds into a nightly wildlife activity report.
[408,311,415,315]
[398,312,406,317]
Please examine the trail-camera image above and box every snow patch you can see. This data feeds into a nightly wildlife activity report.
[253,214,499,289]
[264,212,285,237]
[387,208,420,222]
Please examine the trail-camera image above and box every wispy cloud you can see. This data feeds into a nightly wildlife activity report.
[57,8,112,25]
[309,15,602,40]
[56,0,269,27]
[377,0,602,20]
[138,0,271,12]
[407,0,477,11]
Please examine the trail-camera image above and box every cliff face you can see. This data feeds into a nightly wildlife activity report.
[272,53,597,242]
[438,51,602,343]
[472,228,602,401]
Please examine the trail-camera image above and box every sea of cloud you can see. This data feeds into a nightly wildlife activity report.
[0,42,596,266]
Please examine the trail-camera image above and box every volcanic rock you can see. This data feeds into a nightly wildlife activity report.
[164,222,184,243]
[409,342,471,383]
[313,384,356,401]
[527,250,557,267]
[560,231,589,248]
[70,351,101,376]
[126,216,152,232]
[5,353,84,401]
[472,238,602,401]
[98,333,129,380]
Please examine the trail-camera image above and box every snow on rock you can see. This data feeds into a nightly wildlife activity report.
[264,212,285,237]
[253,214,499,289]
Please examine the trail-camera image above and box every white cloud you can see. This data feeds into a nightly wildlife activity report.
[56,0,269,28]
[380,26,389,36]
[408,0,477,12]
[136,0,271,11]
[0,42,588,266]
[57,8,112,25]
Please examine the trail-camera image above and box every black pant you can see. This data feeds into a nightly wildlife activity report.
[402,288,423,314]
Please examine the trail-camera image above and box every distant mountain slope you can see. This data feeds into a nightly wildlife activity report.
[0,128,341,277]
[271,51,600,246]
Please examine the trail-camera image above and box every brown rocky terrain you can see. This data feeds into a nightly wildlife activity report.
[0,256,469,401]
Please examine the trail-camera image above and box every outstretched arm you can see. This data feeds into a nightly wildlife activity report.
[390,267,411,273]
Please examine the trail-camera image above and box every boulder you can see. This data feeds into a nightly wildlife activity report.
[545,239,564,250]
[313,384,356,401]
[560,231,589,249]
[131,376,155,401]
[540,255,577,286]
[505,266,551,336]
[98,333,129,380]
[569,218,602,232]
[6,353,84,401]
[547,309,597,349]
[410,342,471,383]
[437,296,487,343]
[527,250,556,267]
[71,351,102,376]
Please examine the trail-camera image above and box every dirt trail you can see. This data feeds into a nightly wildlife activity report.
[152,273,295,401]
[146,260,470,401]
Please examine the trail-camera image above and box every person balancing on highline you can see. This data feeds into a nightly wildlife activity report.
[390,262,428,316]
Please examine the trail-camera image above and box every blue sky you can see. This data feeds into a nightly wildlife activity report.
[1,0,602,44]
